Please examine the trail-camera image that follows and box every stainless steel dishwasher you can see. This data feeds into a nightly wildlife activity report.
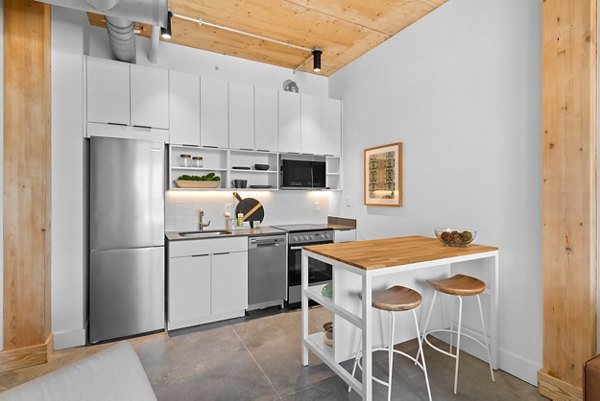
[248,235,287,310]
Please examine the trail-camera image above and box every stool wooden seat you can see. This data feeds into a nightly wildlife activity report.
[358,286,422,311]
[427,274,486,296]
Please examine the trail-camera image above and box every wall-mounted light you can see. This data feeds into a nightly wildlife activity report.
[161,11,173,39]
[312,47,322,72]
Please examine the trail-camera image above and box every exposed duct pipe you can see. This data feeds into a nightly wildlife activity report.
[105,16,136,63]
[148,25,160,64]
[36,0,168,27]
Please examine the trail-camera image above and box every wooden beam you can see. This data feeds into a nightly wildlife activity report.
[2,0,52,369]
[540,0,597,399]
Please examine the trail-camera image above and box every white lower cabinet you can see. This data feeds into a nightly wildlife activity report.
[167,237,248,330]
[169,255,212,326]
[212,252,248,315]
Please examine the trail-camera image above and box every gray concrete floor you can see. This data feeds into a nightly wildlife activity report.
[132,306,546,401]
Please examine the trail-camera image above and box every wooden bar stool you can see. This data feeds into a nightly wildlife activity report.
[348,286,432,401]
[418,274,495,395]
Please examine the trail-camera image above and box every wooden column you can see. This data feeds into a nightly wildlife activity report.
[539,0,597,400]
[0,0,52,372]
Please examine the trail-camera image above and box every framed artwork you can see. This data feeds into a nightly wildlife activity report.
[364,142,402,207]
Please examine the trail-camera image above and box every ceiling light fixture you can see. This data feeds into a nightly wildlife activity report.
[312,48,322,72]
[161,11,173,39]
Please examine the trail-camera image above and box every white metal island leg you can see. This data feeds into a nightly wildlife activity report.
[301,252,309,367]
[361,272,373,401]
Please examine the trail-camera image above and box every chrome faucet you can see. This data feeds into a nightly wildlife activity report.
[199,210,211,231]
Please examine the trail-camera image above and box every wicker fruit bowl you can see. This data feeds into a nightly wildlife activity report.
[175,180,221,188]
[435,228,476,248]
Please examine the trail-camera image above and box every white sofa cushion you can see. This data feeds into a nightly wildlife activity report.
[0,341,156,401]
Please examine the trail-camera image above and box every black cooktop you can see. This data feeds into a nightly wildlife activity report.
[270,224,330,233]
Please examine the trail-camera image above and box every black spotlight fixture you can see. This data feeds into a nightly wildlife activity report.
[161,11,173,40]
[312,47,322,72]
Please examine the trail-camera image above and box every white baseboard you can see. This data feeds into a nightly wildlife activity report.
[53,328,86,350]
[499,348,540,386]
[432,329,540,386]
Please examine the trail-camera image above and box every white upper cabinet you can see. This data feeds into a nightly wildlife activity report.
[301,94,322,154]
[130,64,169,129]
[201,77,228,148]
[254,87,278,152]
[169,71,200,146]
[278,91,301,153]
[228,82,255,150]
[86,57,130,126]
[322,98,342,156]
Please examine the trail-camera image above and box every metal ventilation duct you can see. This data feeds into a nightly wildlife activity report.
[36,0,168,27]
[37,0,167,62]
[105,16,136,62]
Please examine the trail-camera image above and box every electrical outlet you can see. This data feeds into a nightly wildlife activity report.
[346,196,351,207]
[224,203,232,213]
[313,201,320,212]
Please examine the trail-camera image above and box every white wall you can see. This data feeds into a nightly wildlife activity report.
[86,26,328,97]
[51,6,87,349]
[329,0,542,385]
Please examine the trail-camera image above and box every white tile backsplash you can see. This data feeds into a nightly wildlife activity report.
[165,190,331,231]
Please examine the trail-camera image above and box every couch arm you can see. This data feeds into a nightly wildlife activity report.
[0,341,156,401]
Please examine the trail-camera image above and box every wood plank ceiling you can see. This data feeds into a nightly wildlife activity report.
[88,0,447,76]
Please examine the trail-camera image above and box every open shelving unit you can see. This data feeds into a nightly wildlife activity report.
[168,145,342,191]
[326,156,343,191]
[169,145,281,190]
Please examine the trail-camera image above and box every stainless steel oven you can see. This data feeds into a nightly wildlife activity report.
[286,229,333,307]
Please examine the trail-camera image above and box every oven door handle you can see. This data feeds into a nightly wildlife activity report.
[289,246,304,251]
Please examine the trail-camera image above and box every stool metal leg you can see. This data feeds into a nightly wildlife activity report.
[387,312,395,401]
[453,296,463,395]
[477,294,495,382]
[416,291,437,363]
[348,332,363,392]
[412,309,432,401]
[448,295,454,354]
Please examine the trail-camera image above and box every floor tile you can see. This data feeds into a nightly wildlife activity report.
[233,306,336,397]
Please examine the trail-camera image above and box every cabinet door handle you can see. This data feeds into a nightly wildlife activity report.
[213,252,230,255]
[191,254,209,258]
[289,246,304,251]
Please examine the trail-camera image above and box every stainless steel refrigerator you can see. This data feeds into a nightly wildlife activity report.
[89,136,165,344]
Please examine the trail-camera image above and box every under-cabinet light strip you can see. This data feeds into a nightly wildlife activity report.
[172,13,313,53]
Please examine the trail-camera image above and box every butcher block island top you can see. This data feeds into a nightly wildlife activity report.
[303,235,498,271]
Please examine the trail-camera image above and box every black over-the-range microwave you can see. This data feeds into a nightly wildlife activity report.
[280,159,327,189]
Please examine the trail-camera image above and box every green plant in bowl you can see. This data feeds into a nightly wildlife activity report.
[178,173,221,182]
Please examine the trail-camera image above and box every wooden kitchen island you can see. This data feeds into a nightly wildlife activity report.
[301,236,499,401]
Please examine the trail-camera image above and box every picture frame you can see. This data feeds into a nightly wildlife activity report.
[364,142,403,207]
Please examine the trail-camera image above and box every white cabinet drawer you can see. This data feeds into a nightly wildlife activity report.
[169,237,248,258]
[334,229,356,243]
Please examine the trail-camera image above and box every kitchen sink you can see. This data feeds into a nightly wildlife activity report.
[178,230,232,238]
